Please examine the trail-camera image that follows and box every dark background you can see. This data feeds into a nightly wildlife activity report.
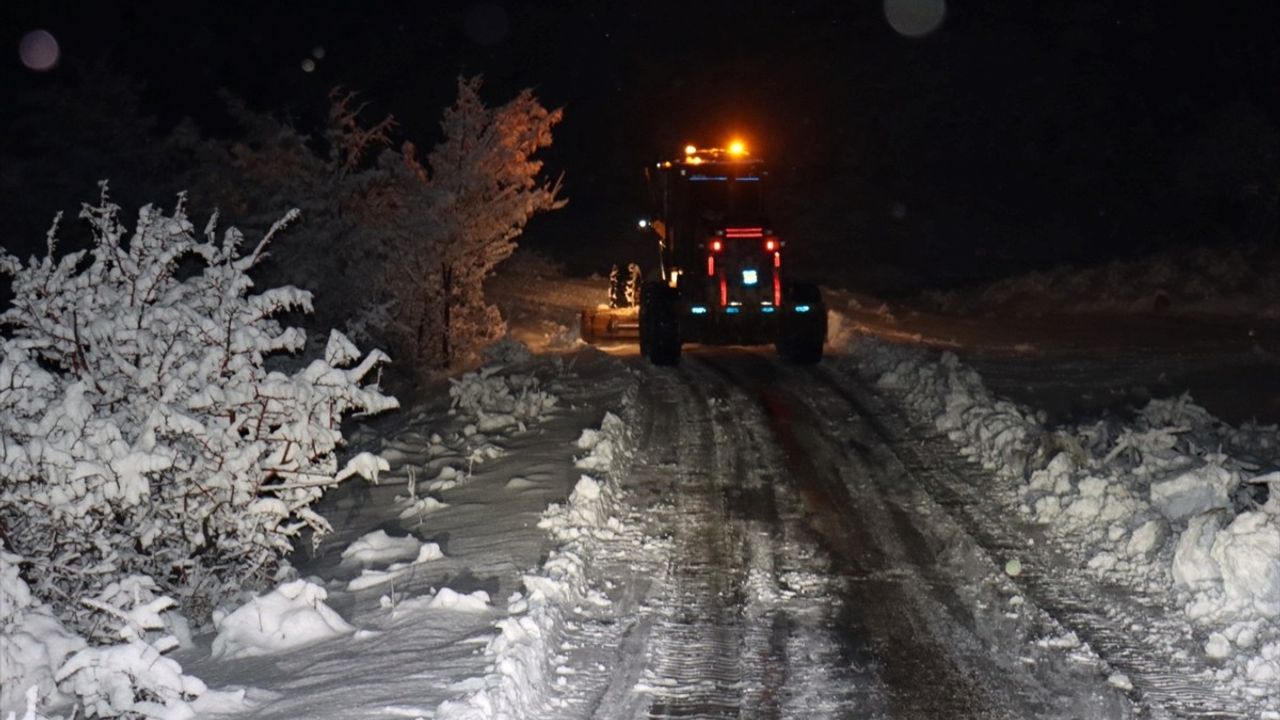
[3,1,1279,296]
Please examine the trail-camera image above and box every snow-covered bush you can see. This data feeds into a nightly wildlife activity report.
[448,366,557,427]
[55,576,208,719]
[0,190,398,629]
[1,544,85,716]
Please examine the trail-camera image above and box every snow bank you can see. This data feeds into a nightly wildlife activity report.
[849,335,1280,706]
[437,405,635,719]
[211,580,355,659]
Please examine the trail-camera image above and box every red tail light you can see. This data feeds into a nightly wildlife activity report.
[710,239,723,252]
[764,238,777,252]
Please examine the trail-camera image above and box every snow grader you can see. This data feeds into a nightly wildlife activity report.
[581,142,826,365]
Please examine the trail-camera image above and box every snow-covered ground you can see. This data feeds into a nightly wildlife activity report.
[919,241,1280,320]
[7,249,1280,719]
[843,336,1280,717]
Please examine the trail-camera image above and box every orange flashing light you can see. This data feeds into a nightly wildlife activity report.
[684,144,697,155]
[728,140,747,156]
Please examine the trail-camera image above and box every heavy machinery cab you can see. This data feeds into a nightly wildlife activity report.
[582,141,825,365]
[643,145,820,344]
[648,148,772,285]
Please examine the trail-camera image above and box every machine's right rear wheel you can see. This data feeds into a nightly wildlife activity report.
[777,282,826,364]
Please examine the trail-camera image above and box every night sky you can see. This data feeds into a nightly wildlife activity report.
[4,1,1280,294]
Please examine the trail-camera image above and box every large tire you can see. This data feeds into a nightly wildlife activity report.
[640,281,681,365]
[777,282,826,364]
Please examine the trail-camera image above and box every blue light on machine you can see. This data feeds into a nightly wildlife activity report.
[690,305,708,315]
[725,306,741,315]
[794,304,812,313]
[689,175,729,182]
[741,269,759,286]
[735,176,761,182]
[761,305,776,314]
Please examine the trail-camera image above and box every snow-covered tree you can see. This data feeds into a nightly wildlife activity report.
[0,188,398,628]
[195,89,397,336]
[173,78,563,376]
[374,76,565,371]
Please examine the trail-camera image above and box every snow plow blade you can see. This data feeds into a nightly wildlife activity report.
[580,307,640,343]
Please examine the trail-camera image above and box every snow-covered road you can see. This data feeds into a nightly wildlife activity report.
[80,330,1268,720]
[560,348,1132,719]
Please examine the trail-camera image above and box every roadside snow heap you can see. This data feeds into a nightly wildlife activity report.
[0,192,396,718]
[853,338,1280,706]
[438,408,636,719]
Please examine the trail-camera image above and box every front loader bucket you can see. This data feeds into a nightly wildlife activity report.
[580,307,640,343]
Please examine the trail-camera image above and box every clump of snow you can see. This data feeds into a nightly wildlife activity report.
[346,543,445,591]
[1211,511,1280,619]
[1107,673,1134,691]
[211,580,355,659]
[428,589,492,613]
[574,411,629,472]
[340,530,424,567]
[1151,464,1238,522]
[1174,512,1226,592]
[399,496,450,520]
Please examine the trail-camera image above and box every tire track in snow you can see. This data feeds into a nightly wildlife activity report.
[696,351,1015,719]
[597,360,863,719]
[803,361,1252,719]
[635,368,750,719]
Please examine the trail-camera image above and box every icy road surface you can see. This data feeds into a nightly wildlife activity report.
[575,348,1133,719]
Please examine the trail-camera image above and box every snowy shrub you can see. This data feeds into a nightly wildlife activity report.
[0,190,398,628]
[55,577,208,719]
[1,545,85,717]
[448,366,557,423]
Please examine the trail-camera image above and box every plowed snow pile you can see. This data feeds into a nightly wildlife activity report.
[850,337,1280,712]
